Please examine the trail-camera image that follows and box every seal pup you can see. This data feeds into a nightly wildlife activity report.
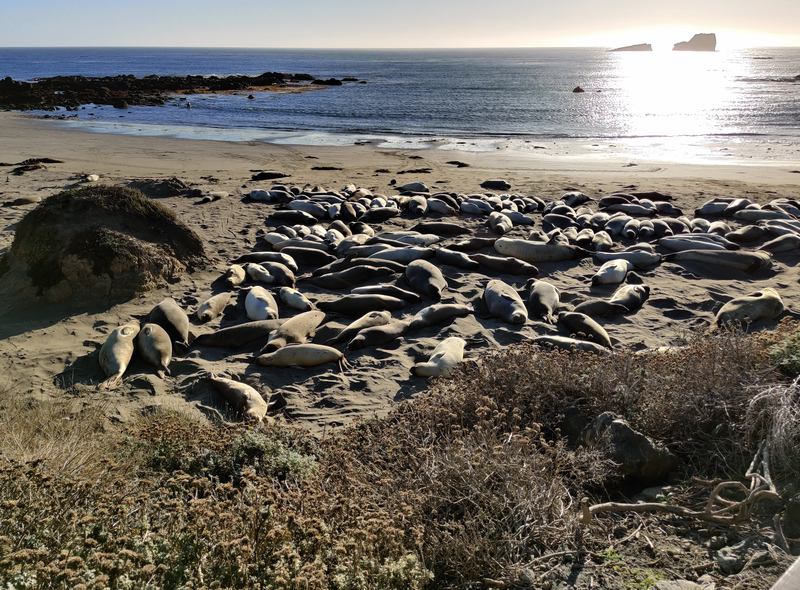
[527,280,560,324]
[194,319,286,349]
[710,288,785,331]
[326,311,392,345]
[245,287,279,321]
[408,303,474,331]
[206,373,269,423]
[137,323,172,378]
[489,211,514,234]
[256,344,349,372]
[591,259,633,286]
[98,320,141,391]
[225,264,246,288]
[262,310,327,353]
[608,284,650,313]
[558,312,612,349]
[404,259,447,301]
[147,298,191,348]
[484,280,527,324]
[279,287,315,311]
[412,337,467,378]
[196,292,232,323]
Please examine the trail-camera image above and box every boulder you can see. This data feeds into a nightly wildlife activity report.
[673,33,716,51]
[480,179,512,190]
[573,86,585,93]
[579,411,679,484]
[0,185,205,311]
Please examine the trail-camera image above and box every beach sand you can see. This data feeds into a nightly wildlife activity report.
[1,112,799,434]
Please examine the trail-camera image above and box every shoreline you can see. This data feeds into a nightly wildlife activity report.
[1,111,800,433]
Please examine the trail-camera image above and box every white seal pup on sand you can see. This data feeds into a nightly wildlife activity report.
[206,373,269,423]
[196,292,232,323]
[245,286,279,321]
[98,320,141,391]
[710,288,785,331]
[137,323,172,378]
[412,337,467,378]
[591,259,633,286]
[279,287,315,311]
[225,264,246,288]
[484,280,527,324]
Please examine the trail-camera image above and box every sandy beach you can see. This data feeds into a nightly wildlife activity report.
[1,111,799,434]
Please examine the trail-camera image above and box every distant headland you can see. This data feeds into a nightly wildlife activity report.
[611,33,717,53]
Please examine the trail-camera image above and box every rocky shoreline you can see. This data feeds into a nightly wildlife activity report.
[0,71,353,111]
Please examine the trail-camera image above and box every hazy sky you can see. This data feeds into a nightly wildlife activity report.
[2,0,798,49]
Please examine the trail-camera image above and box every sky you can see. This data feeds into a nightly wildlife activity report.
[2,0,798,48]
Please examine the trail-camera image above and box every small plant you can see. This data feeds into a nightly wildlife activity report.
[768,331,800,378]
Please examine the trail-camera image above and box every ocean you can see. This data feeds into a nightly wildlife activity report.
[1,47,798,162]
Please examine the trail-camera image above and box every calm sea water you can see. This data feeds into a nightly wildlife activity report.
[1,47,798,155]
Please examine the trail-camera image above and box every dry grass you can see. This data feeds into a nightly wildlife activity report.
[1,324,799,588]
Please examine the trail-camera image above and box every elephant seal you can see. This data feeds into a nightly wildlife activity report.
[194,319,286,348]
[405,259,447,300]
[572,298,627,318]
[309,265,395,290]
[593,250,661,267]
[262,310,327,353]
[224,264,246,288]
[311,256,406,277]
[137,323,172,378]
[527,280,560,324]
[348,320,410,350]
[98,320,140,390]
[326,311,392,345]
[448,237,498,252]
[147,298,191,348]
[470,253,539,276]
[256,344,349,371]
[484,280,527,324]
[196,292,232,323]
[531,335,610,355]
[662,250,772,274]
[408,303,474,331]
[558,312,612,349]
[317,294,406,316]
[434,247,481,270]
[246,263,276,285]
[711,288,785,331]
[279,287,315,311]
[608,284,650,313]
[368,246,436,264]
[408,222,471,236]
[256,261,296,287]
[489,211,514,234]
[758,234,800,253]
[280,246,337,268]
[591,259,633,286]
[494,237,589,263]
[413,337,467,378]
[232,251,299,272]
[351,284,421,303]
[206,373,269,423]
[245,287,279,321]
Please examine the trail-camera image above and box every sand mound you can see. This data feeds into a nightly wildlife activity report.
[0,185,206,310]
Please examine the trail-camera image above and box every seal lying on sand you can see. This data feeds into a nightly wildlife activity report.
[256,343,350,371]
[147,298,191,348]
[206,373,269,423]
[326,311,391,345]
[262,310,326,353]
[98,320,140,391]
[196,292,232,323]
[484,280,527,325]
[558,311,612,349]
[527,280,560,324]
[137,323,172,378]
[412,337,467,378]
[710,288,785,331]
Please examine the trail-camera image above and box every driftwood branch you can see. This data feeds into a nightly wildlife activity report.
[580,441,780,526]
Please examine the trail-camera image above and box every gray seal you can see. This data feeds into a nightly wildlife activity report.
[527,280,560,324]
[137,323,173,378]
[558,311,612,349]
[98,320,140,390]
[405,259,447,301]
[147,298,191,348]
[484,279,527,324]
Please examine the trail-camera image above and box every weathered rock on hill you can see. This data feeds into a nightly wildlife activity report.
[673,33,717,51]
[0,186,206,309]
[0,72,353,111]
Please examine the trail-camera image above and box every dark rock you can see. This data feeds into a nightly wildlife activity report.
[579,411,679,484]
[251,171,290,181]
[673,33,716,51]
[573,86,585,93]
[112,99,129,109]
[715,539,752,574]
[611,43,653,52]
[312,78,343,86]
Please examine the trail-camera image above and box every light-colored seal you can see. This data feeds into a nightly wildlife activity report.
[206,373,269,423]
[98,320,141,391]
[225,264,246,288]
[489,211,513,234]
[147,298,191,347]
[470,253,539,276]
[591,259,633,286]
[408,303,474,331]
[412,337,467,378]
[608,284,650,313]
[662,249,772,273]
[246,263,276,285]
[137,323,172,378]
[593,250,661,267]
[245,286,279,321]
[279,287,315,311]
[494,237,589,263]
[262,310,326,352]
[711,288,785,331]
[527,280,560,324]
[758,234,800,253]
[558,311,612,349]
[326,311,392,345]
[405,259,447,301]
[196,292,232,323]
[256,344,350,371]
[350,284,421,303]
[484,279,527,324]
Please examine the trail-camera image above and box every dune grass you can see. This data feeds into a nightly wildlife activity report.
[1,323,799,589]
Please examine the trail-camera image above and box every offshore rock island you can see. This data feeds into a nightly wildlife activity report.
[0,72,352,111]
[610,43,653,52]
[673,33,717,51]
